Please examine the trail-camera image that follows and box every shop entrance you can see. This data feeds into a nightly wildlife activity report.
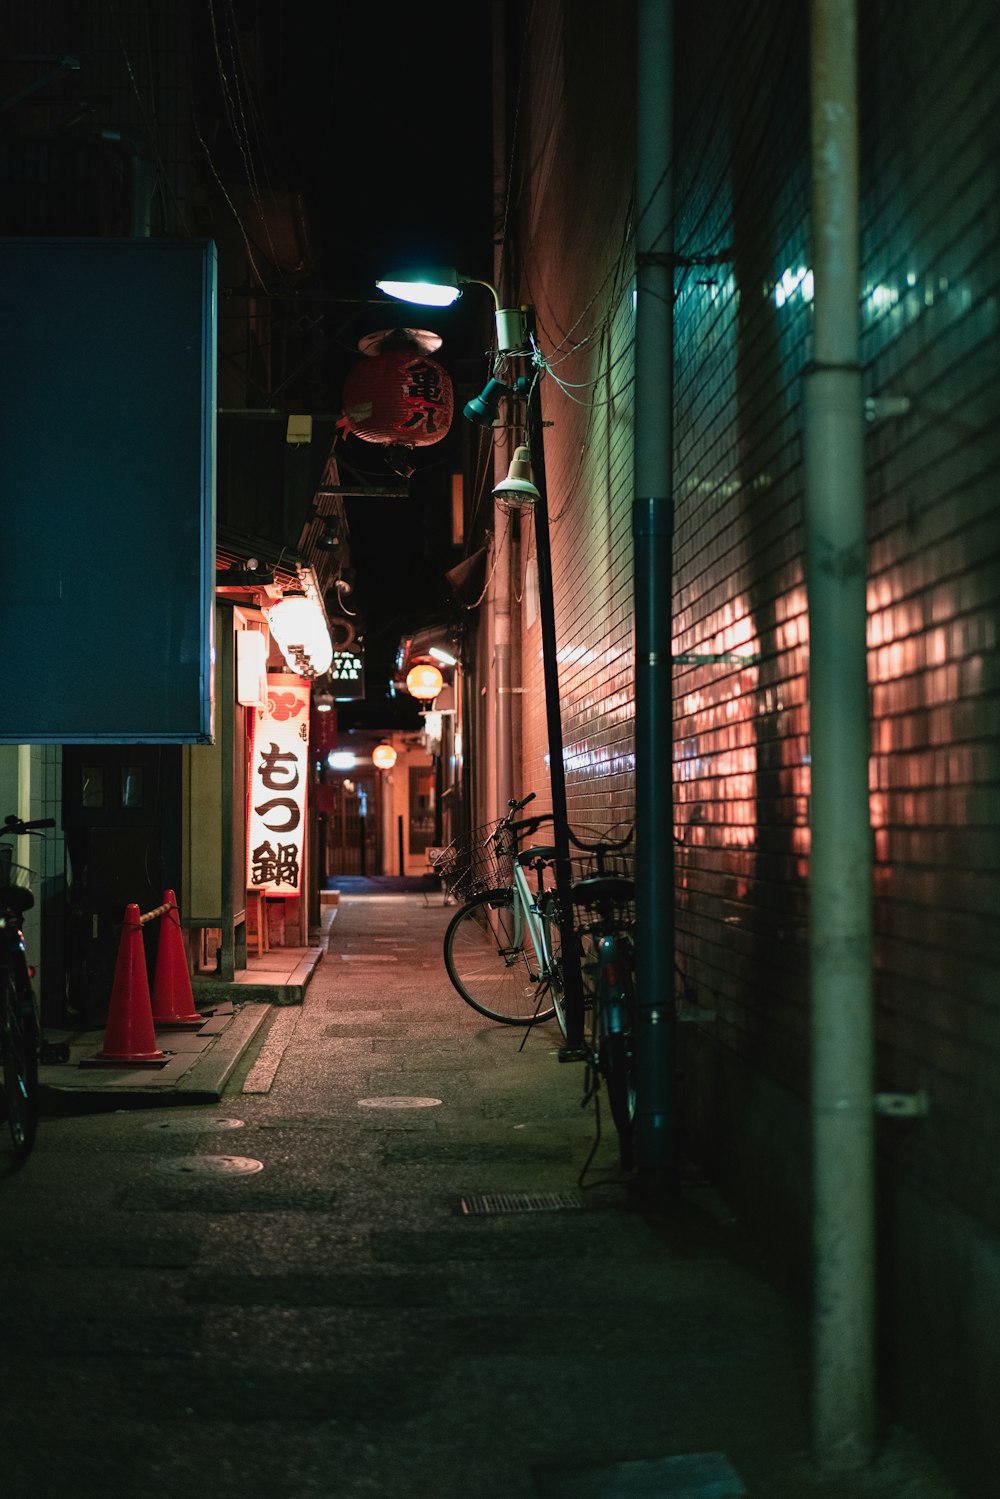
[321,772,379,878]
[61,746,181,1027]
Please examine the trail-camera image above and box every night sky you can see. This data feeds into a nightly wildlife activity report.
[250,4,496,722]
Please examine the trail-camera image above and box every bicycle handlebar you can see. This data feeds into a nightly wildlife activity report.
[2,814,56,837]
[566,824,634,854]
[498,795,633,854]
[507,791,536,813]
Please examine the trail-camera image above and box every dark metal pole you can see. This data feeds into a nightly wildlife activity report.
[633,0,677,1195]
[525,365,586,1050]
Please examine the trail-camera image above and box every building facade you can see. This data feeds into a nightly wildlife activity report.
[470,0,999,1487]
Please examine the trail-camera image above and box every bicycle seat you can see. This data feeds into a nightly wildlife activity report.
[571,874,634,906]
[516,844,557,866]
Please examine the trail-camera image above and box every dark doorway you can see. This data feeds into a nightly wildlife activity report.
[61,746,181,1027]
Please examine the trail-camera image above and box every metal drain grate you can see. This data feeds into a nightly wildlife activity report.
[459,1191,585,1216]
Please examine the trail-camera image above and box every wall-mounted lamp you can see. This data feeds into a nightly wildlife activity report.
[463,378,514,427]
[314,690,334,713]
[493,445,540,508]
[429,646,458,667]
[372,743,397,770]
[375,267,530,354]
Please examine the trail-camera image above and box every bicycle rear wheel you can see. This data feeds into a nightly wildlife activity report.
[444,889,559,1025]
[600,1030,636,1171]
[1,958,39,1166]
[594,936,636,1170]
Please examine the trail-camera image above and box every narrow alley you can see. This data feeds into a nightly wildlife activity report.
[2,892,962,1498]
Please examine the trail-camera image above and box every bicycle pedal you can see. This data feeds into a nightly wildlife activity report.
[557,1045,590,1064]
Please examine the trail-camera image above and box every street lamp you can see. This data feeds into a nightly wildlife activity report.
[375,267,585,1051]
[376,268,530,355]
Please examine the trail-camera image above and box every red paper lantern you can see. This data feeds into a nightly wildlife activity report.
[340,345,453,447]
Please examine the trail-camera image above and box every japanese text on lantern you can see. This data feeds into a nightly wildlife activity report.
[247,675,310,896]
[396,357,445,435]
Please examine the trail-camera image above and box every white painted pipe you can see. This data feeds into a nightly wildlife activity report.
[805,0,876,1472]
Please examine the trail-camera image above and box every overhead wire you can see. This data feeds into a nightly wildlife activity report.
[105,0,193,236]
[208,0,289,283]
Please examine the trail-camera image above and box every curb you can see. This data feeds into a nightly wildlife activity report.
[37,1002,273,1109]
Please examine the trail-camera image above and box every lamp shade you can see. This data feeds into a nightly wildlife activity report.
[372,743,397,770]
[341,348,453,448]
[376,269,462,306]
[266,595,333,679]
[405,663,444,699]
[493,444,540,506]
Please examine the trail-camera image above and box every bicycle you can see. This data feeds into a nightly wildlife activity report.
[564,833,638,1173]
[0,812,55,1167]
[439,794,565,1028]
[438,793,638,1170]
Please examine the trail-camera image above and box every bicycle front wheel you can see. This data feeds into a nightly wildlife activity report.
[444,889,558,1025]
[1,960,39,1166]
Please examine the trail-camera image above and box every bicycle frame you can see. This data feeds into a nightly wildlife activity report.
[483,857,560,1021]
[510,860,558,987]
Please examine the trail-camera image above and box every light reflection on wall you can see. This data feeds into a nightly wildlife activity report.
[866,574,981,898]
[675,596,763,901]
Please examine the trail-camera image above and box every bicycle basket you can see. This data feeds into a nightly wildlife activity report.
[570,839,635,933]
[430,821,515,902]
[0,850,36,898]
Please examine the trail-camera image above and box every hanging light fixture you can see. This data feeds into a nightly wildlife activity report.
[372,743,397,770]
[493,444,540,508]
[266,594,333,679]
[405,662,444,700]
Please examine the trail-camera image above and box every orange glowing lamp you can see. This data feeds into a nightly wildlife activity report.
[372,744,397,770]
[405,663,443,699]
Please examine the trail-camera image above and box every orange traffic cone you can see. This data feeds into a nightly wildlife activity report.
[81,904,167,1067]
[151,890,204,1030]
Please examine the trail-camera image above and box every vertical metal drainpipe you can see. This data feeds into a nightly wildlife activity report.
[632,0,676,1193]
[494,530,514,811]
[806,0,876,1472]
[491,0,515,813]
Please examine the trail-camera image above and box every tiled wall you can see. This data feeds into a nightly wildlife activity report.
[515,3,639,842]
[505,0,999,1478]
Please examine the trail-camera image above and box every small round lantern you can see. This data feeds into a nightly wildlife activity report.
[372,743,397,770]
[340,329,453,448]
[405,663,443,700]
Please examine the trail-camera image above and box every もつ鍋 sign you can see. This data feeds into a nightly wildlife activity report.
[247,675,309,896]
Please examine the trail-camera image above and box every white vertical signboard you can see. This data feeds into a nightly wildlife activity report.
[247,674,310,896]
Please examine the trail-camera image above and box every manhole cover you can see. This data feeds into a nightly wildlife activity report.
[144,1117,245,1133]
[156,1155,264,1177]
[357,1096,442,1110]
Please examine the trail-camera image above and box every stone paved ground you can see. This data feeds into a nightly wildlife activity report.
[0,892,968,1497]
